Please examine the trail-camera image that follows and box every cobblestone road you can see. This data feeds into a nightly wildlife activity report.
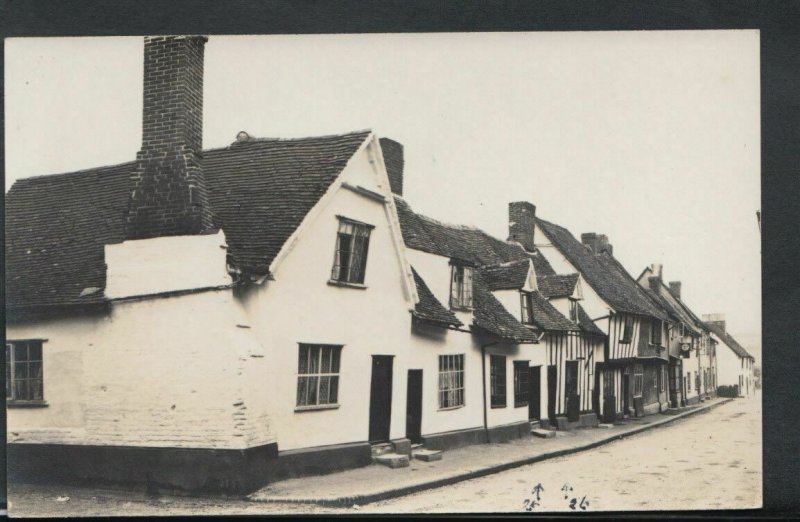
[7,395,760,516]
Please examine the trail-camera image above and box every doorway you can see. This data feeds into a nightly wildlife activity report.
[528,365,541,421]
[565,361,580,422]
[601,369,616,423]
[405,369,423,443]
[547,365,557,422]
[621,372,631,417]
[368,355,393,443]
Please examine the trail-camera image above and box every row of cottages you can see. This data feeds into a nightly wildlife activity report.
[5,35,603,495]
[702,314,756,397]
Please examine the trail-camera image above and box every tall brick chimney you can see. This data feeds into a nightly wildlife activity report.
[379,138,404,196]
[702,313,726,333]
[669,281,682,299]
[581,233,613,255]
[125,35,214,240]
[508,201,537,252]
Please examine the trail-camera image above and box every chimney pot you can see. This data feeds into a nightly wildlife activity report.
[508,201,537,252]
[650,263,663,280]
[581,233,613,255]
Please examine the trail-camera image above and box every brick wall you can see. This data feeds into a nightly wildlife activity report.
[125,36,214,240]
[508,201,537,252]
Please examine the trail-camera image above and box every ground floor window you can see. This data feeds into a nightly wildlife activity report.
[490,355,507,408]
[513,361,529,407]
[6,340,44,402]
[632,364,644,397]
[296,344,341,407]
[439,354,465,409]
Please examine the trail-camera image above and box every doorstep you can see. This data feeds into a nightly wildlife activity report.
[249,397,731,507]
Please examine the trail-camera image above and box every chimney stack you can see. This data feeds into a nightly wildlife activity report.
[125,35,214,240]
[648,276,660,292]
[379,138,404,196]
[650,263,663,280]
[508,201,537,252]
[669,281,682,299]
[581,233,613,255]
[702,313,726,333]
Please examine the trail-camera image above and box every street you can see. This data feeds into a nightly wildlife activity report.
[8,395,761,516]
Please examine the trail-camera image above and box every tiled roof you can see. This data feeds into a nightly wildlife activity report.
[410,267,462,328]
[472,272,539,343]
[482,260,530,291]
[642,286,701,336]
[525,290,579,332]
[535,217,666,319]
[705,322,754,360]
[394,196,555,275]
[576,303,606,337]
[6,131,372,311]
[537,273,579,299]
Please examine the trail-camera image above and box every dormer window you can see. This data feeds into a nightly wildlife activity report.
[520,291,535,325]
[569,300,578,322]
[330,217,373,285]
[650,318,662,346]
[450,264,473,310]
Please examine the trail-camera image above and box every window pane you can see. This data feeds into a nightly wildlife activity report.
[14,343,28,362]
[31,379,43,401]
[307,376,319,405]
[308,346,320,373]
[331,348,341,373]
[14,380,27,401]
[15,362,28,380]
[329,376,339,404]
[28,342,42,361]
[321,348,332,373]
[298,346,309,374]
[31,361,43,380]
[319,376,331,404]
[297,376,310,405]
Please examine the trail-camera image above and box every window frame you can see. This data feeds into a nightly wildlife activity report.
[329,217,374,286]
[449,264,474,311]
[438,354,465,410]
[569,299,578,322]
[620,316,634,344]
[295,344,343,411]
[513,361,530,408]
[489,355,507,408]
[632,363,644,398]
[520,291,534,325]
[650,318,662,346]
[6,340,47,406]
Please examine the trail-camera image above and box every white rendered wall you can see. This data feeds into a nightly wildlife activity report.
[105,230,230,299]
[7,289,274,449]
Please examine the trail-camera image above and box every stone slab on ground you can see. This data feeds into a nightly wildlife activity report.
[412,449,442,462]
[249,398,729,507]
[531,428,556,439]
[374,453,409,469]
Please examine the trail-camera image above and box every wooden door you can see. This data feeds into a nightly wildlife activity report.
[368,356,393,442]
[405,369,423,442]
[601,369,616,423]
[528,365,541,421]
[547,365,557,422]
[565,361,580,422]
[622,373,630,417]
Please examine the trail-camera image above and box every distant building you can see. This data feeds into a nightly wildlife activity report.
[703,314,755,397]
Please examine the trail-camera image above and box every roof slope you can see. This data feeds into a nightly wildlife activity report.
[472,272,539,343]
[525,290,579,332]
[535,217,665,319]
[576,303,606,336]
[705,323,754,360]
[538,273,579,299]
[482,260,530,291]
[6,131,372,311]
[410,267,462,328]
[394,196,555,275]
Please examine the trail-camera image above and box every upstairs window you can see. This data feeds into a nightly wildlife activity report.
[632,363,644,398]
[438,354,465,409]
[6,340,44,403]
[520,291,534,325]
[620,316,634,343]
[296,344,341,408]
[330,217,373,285]
[450,265,474,310]
[650,319,662,346]
[569,300,578,322]
[490,355,507,408]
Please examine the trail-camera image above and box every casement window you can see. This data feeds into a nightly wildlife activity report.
[520,291,534,325]
[450,265,474,310]
[6,340,44,403]
[513,361,530,407]
[632,364,644,398]
[650,319,662,345]
[296,344,341,408]
[569,300,578,322]
[620,316,634,344]
[330,217,373,285]
[438,354,465,409]
[490,355,507,408]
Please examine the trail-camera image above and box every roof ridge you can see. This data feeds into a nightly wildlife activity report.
[218,128,373,150]
[8,160,137,190]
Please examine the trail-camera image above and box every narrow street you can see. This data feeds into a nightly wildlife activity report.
[8,395,761,516]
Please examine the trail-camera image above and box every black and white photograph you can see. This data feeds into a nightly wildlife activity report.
[5,29,762,516]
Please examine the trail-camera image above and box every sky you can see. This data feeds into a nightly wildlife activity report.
[4,31,761,358]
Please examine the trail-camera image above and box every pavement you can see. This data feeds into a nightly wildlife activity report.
[7,394,761,516]
[248,396,731,507]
